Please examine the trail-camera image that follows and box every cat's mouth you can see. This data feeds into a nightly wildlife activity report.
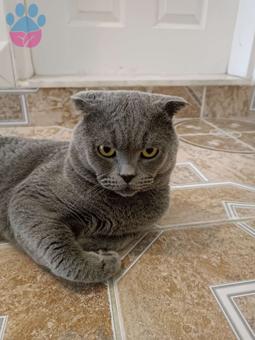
[115,187,137,197]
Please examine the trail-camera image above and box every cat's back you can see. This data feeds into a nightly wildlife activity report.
[0,135,68,189]
[0,135,69,240]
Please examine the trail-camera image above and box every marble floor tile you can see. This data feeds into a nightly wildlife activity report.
[0,126,73,142]
[27,88,79,128]
[204,86,254,118]
[160,183,255,226]
[27,87,148,128]
[116,223,255,340]
[0,245,112,340]
[179,133,253,153]
[0,126,63,139]
[0,95,23,122]
[177,141,255,185]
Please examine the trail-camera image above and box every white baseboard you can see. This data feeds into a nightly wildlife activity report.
[17,73,253,88]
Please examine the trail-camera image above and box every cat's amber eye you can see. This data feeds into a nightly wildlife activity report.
[141,147,159,159]
[97,145,116,158]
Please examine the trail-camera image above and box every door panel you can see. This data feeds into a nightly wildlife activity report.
[156,0,207,29]
[11,0,241,77]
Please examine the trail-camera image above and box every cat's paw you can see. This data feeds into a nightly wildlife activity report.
[51,249,121,283]
[96,250,121,282]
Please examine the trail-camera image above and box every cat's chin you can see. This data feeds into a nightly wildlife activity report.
[115,190,137,197]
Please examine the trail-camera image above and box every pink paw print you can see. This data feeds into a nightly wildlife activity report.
[6,3,46,48]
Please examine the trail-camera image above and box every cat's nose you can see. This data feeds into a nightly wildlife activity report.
[120,174,135,183]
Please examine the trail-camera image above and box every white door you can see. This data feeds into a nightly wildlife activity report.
[2,0,243,79]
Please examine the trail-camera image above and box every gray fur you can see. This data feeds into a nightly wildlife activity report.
[0,90,186,283]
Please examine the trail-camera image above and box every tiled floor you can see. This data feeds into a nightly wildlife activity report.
[0,118,255,339]
[0,95,23,122]
[176,119,255,154]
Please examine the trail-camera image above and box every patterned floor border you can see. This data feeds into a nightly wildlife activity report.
[210,280,255,340]
[176,118,255,154]
[203,119,255,153]
[174,161,209,183]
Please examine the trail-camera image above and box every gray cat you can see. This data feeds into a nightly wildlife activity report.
[0,91,186,283]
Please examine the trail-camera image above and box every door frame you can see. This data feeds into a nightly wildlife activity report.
[228,0,255,81]
[2,0,34,86]
[0,0,15,87]
[3,0,255,87]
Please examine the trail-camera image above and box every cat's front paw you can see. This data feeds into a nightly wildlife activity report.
[51,249,121,283]
[96,250,121,282]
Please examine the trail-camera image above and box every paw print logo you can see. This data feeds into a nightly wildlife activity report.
[6,3,46,48]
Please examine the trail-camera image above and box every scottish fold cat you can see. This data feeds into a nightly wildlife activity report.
[0,91,186,283]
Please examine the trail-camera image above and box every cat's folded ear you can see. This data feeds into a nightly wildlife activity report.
[71,91,104,115]
[152,95,188,118]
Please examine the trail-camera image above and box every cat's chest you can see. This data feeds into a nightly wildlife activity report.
[68,188,169,236]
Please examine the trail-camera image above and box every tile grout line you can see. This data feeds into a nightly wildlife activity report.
[211,279,255,289]
[200,86,207,118]
[107,283,117,340]
[186,161,209,182]
[113,282,127,340]
[171,181,255,191]
[20,95,30,125]
[120,232,148,260]
[107,280,127,340]
[249,87,255,111]
[231,291,255,299]
[155,215,255,231]
[107,282,124,340]
[116,231,163,283]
